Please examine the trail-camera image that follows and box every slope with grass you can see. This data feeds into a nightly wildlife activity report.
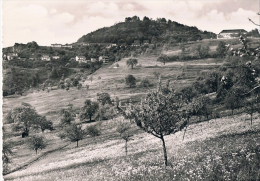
[4,113,260,181]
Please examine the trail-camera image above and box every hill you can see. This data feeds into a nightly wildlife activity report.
[77,16,216,45]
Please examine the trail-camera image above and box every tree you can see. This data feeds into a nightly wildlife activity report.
[28,135,46,155]
[126,90,188,166]
[86,124,101,137]
[125,74,136,88]
[192,96,212,121]
[60,107,76,125]
[8,103,41,137]
[116,122,133,156]
[224,88,243,116]
[34,116,54,133]
[216,41,228,58]
[97,92,112,105]
[196,45,210,59]
[80,99,99,122]
[157,54,169,65]
[244,94,260,126]
[126,58,138,69]
[63,124,84,147]
[2,142,14,173]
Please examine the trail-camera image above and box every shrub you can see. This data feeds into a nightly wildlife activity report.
[140,78,152,88]
[86,124,101,137]
[125,74,136,88]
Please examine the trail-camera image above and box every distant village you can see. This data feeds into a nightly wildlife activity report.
[2,29,256,62]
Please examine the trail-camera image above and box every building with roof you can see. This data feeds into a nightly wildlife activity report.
[41,55,51,61]
[75,56,87,63]
[217,29,247,39]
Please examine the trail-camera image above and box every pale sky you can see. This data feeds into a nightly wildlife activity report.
[2,0,260,47]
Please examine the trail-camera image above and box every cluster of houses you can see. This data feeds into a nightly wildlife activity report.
[51,43,73,48]
[75,55,109,63]
[3,53,19,61]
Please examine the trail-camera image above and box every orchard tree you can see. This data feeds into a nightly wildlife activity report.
[125,74,136,88]
[97,92,112,105]
[126,58,138,69]
[192,96,212,121]
[126,90,188,166]
[60,107,76,125]
[34,116,53,133]
[63,124,84,147]
[244,94,260,126]
[28,135,46,155]
[8,103,41,137]
[224,88,243,116]
[157,54,169,65]
[80,99,99,122]
[216,41,228,58]
[116,122,133,156]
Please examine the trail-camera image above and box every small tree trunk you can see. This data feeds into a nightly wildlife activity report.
[35,149,38,155]
[250,113,253,127]
[160,136,168,167]
[77,140,79,147]
[182,127,187,141]
[89,115,92,122]
[125,140,128,156]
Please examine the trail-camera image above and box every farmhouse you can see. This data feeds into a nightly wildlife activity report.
[52,55,60,60]
[51,43,62,48]
[99,56,109,63]
[217,29,247,39]
[75,56,87,63]
[41,55,51,61]
[91,58,97,62]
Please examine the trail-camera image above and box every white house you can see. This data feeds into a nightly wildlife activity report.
[75,56,87,63]
[98,56,109,63]
[41,55,51,61]
[90,58,97,62]
[52,55,60,60]
[217,29,247,39]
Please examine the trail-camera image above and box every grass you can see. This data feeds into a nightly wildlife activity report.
[3,40,260,180]
[4,114,260,181]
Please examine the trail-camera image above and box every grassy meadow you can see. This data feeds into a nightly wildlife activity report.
[3,38,260,180]
[4,114,260,181]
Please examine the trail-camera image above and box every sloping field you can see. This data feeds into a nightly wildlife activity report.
[4,114,260,181]
[3,55,222,122]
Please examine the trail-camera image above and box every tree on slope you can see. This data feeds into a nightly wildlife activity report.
[8,103,41,137]
[126,58,138,69]
[116,121,133,156]
[27,135,46,155]
[80,99,99,122]
[126,90,188,166]
[63,124,84,147]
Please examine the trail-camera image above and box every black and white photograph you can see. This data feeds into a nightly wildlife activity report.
[1,0,260,180]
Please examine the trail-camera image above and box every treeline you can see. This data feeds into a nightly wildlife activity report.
[77,16,216,45]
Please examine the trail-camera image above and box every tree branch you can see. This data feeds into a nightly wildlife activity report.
[248,18,260,26]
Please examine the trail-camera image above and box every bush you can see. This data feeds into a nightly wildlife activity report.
[140,78,152,88]
[86,124,101,137]
[125,74,136,88]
